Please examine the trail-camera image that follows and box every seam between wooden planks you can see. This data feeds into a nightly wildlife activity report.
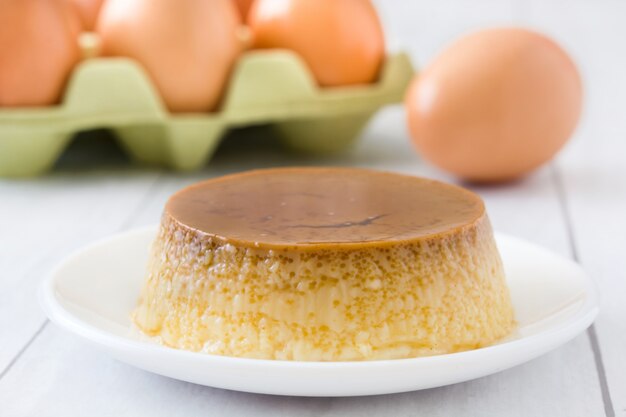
[0,171,164,382]
[0,320,49,381]
[551,163,616,417]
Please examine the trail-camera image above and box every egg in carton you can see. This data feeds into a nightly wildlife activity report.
[0,34,413,177]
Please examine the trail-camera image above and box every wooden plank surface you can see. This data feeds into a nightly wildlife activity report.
[527,1,626,415]
[0,169,161,371]
[0,0,621,415]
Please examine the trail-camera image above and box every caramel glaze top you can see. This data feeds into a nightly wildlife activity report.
[165,167,485,250]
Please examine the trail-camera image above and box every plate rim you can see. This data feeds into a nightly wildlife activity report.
[39,226,600,376]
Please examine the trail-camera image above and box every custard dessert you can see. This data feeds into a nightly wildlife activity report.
[133,167,515,361]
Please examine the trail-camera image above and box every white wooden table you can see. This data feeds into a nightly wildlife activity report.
[1,1,624,415]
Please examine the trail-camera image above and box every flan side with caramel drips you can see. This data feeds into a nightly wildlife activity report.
[133,167,515,361]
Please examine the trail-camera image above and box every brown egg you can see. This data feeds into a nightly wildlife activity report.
[97,0,243,113]
[249,0,385,87]
[0,0,81,107]
[67,0,105,31]
[405,28,582,183]
[233,0,255,20]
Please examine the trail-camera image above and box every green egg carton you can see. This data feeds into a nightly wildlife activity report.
[0,50,414,177]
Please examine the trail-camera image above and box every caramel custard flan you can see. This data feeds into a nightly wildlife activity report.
[133,167,515,361]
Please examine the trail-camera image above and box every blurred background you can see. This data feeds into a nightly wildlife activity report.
[0,0,624,416]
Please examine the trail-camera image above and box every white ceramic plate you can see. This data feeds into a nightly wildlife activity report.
[40,227,599,397]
